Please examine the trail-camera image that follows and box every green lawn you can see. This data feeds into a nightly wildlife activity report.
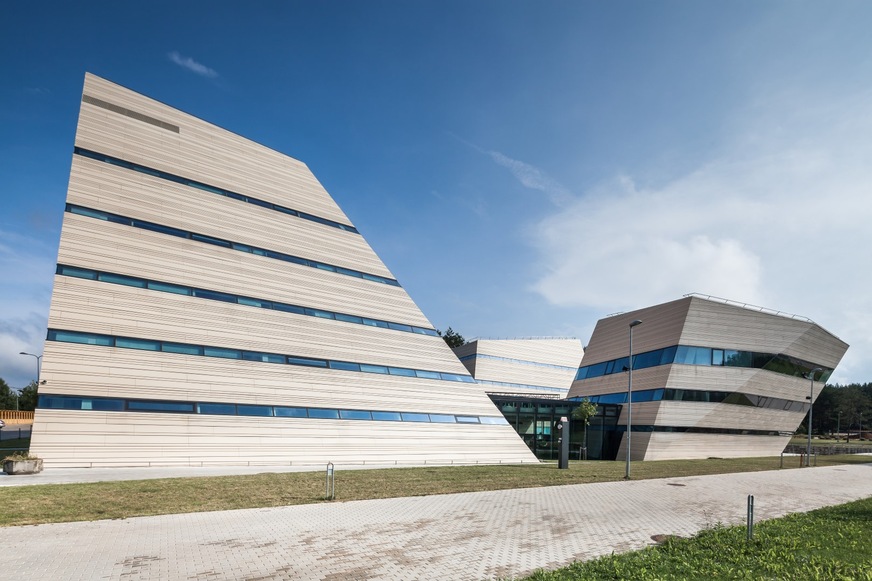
[789,436,872,448]
[1,455,869,527]
[521,496,872,580]
[0,437,30,450]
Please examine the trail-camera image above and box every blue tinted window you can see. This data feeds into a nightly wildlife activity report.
[198,403,236,415]
[339,410,372,420]
[315,263,336,272]
[68,205,111,220]
[238,405,273,417]
[248,198,272,209]
[456,416,480,424]
[389,367,417,377]
[371,411,402,421]
[305,308,334,319]
[274,407,308,418]
[136,221,187,238]
[273,303,305,315]
[330,361,360,372]
[274,206,299,217]
[128,400,194,413]
[308,408,340,419]
[115,337,160,351]
[238,296,271,308]
[242,352,285,364]
[401,413,430,422]
[429,414,456,423]
[288,356,328,368]
[203,346,242,359]
[440,373,471,382]
[335,313,363,324]
[57,265,97,279]
[49,330,113,346]
[479,416,509,425]
[89,399,126,411]
[659,346,677,365]
[147,281,191,295]
[98,273,146,287]
[360,364,389,374]
[415,370,441,380]
[162,343,202,356]
[362,319,389,328]
[712,349,724,366]
[193,289,236,302]
[387,323,413,332]
[413,327,439,336]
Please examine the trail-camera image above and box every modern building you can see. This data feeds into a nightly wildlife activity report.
[453,338,585,458]
[30,73,538,468]
[568,295,849,461]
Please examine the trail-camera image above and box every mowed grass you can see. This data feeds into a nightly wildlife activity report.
[1,455,869,527]
[521,496,872,581]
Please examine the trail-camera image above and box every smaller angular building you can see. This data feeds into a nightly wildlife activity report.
[568,295,849,461]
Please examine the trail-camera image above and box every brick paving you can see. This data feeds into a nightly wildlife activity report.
[0,464,869,580]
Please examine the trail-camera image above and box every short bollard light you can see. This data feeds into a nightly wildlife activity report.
[746,495,755,540]
[325,462,335,500]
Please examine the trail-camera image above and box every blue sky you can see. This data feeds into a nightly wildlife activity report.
[2,1,871,388]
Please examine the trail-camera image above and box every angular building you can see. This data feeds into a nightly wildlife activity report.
[30,74,537,467]
[453,338,585,459]
[568,295,849,460]
[453,338,584,397]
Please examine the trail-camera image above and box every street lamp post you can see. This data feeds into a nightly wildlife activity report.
[19,351,42,388]
[625,319,643,480]
[807,367,822,467]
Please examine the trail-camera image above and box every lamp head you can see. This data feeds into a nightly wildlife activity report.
[629,320,643,328]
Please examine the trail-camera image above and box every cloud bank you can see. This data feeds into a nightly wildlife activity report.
[528,87,872,383]
[168,51,219,78]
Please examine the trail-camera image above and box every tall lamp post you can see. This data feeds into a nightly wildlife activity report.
[19,351,42,388]
[806,367,822,467]
[625,319,643,479]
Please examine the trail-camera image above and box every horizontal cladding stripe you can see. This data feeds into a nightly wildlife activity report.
[56,265,437,336]
[74,147,358,233]
[82,95,180,133]
[574,387,810,413]
[65,204,399,287]
[47,329,475,384]
[37,394,508,425]
[55,219,428,326]
[576,344,832,383]
[475,379,568,394]
[458,353,578,371]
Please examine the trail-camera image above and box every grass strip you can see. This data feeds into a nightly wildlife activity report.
[521,496,872,580]
[0,455,868,527]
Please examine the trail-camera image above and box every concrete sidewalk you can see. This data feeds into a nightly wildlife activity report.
[1,463,871,580]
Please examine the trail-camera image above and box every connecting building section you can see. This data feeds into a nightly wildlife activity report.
[30,74,538,467]
[568,295,849,461]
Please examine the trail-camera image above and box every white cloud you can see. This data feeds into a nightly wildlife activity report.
[486,150,573,207]
[168,51,219,78]
[528,87,872,383]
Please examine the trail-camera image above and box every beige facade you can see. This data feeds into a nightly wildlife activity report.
[568,295,848,461]
[454,338,584,397]
[30,74,537,468]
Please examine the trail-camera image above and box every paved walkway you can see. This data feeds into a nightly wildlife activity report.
[1,464,870,580]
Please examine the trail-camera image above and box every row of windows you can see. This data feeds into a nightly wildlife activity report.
[475,379,568,394]
[458,353,578,371]
[37,394,509,425]
[606,424,792,437]
[575,344,832,382]
[56,265,438,337]
[66,204,400,287]
[576,387,810,413]
[47,329,476,383]
[74,147,359,233]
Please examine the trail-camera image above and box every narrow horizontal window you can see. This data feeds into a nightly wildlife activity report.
[288,356,328,368]
[204,346,242,359]
[128,400,194,413]
[56,265,96,279]
[329,361,360,372]
[335,313,363,324]
[98,273,146,288]
[371,411,402,421]
[115,337,161,351]
[198,403,236,415]
[191,233,232,248]
[360,364,389,375]
[389,367,417,377]
[237,405,273,417]
[362,319,389,328]
[387,323,413,333]
[273,303,305,315]
[193,289,236,302]
[308,408,340,419]
[274,407,308,418]
[428,414,456,423]
[339,410,372,420]
[242,352,286,364]
[401,413,430,423]
[305,308,334,319]
[479,416,509,425]
[162,343,203,356]
[49,330,113,347]
[415,370,441,380]
[237,297,271,308]
[147,281,191,295]
[456,416,480,424]
[135,221,187,238]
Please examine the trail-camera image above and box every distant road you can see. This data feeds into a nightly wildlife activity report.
[0,425,32,441]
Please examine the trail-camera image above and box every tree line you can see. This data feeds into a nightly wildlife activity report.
[0,378,38,411]
[810,383,872,438]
